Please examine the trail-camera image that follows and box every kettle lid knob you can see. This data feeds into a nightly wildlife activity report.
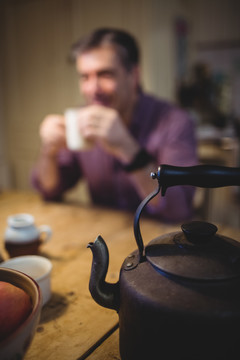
[181,221,218,244]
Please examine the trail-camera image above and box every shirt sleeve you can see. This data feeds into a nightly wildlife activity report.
[30,150,83,201]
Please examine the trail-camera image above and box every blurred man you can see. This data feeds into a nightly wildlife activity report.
[31,27,198,222]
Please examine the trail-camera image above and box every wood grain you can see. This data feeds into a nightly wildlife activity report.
[0,191,239,359]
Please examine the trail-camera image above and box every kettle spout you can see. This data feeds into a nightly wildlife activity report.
[87,235,119,311]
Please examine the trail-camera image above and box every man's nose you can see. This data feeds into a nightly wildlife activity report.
[88,76,101,94]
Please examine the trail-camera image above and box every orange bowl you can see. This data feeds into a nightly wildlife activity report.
[0,267,42,360]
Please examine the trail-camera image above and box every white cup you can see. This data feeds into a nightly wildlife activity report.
[1,255,52,306]
[65,108,91,151]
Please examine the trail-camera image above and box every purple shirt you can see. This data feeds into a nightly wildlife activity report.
[31,93,198,222]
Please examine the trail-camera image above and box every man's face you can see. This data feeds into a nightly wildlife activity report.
[76,45,139,116]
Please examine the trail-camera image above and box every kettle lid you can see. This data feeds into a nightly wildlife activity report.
[145,221,240,281]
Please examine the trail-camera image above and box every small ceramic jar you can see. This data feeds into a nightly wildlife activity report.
[4,213,52,257]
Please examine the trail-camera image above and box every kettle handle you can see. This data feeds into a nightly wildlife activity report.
[134,164,240,261]
[155,164,240,195]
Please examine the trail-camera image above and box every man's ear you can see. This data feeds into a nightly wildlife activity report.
[132,65,141,90]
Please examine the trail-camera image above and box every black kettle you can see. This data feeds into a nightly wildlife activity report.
[88,165,240,360]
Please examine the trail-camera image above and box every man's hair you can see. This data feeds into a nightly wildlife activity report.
[71,28,140,71]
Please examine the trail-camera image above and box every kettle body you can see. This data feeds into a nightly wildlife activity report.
[118,243,240,360]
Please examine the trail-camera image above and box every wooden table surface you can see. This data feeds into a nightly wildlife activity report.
[1,191,239,360]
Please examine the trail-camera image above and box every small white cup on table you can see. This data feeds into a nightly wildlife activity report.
[1,255,52,306]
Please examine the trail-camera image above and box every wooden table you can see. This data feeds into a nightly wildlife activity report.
[1,191,239,359]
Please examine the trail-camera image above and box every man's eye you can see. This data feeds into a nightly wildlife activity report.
[100,72,115,79]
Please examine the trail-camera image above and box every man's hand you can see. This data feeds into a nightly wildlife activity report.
[40,115,66,156]
[39,106,140,163]
[77,105,140,162]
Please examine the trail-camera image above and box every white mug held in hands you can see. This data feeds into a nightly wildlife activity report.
[65,108,92,150]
